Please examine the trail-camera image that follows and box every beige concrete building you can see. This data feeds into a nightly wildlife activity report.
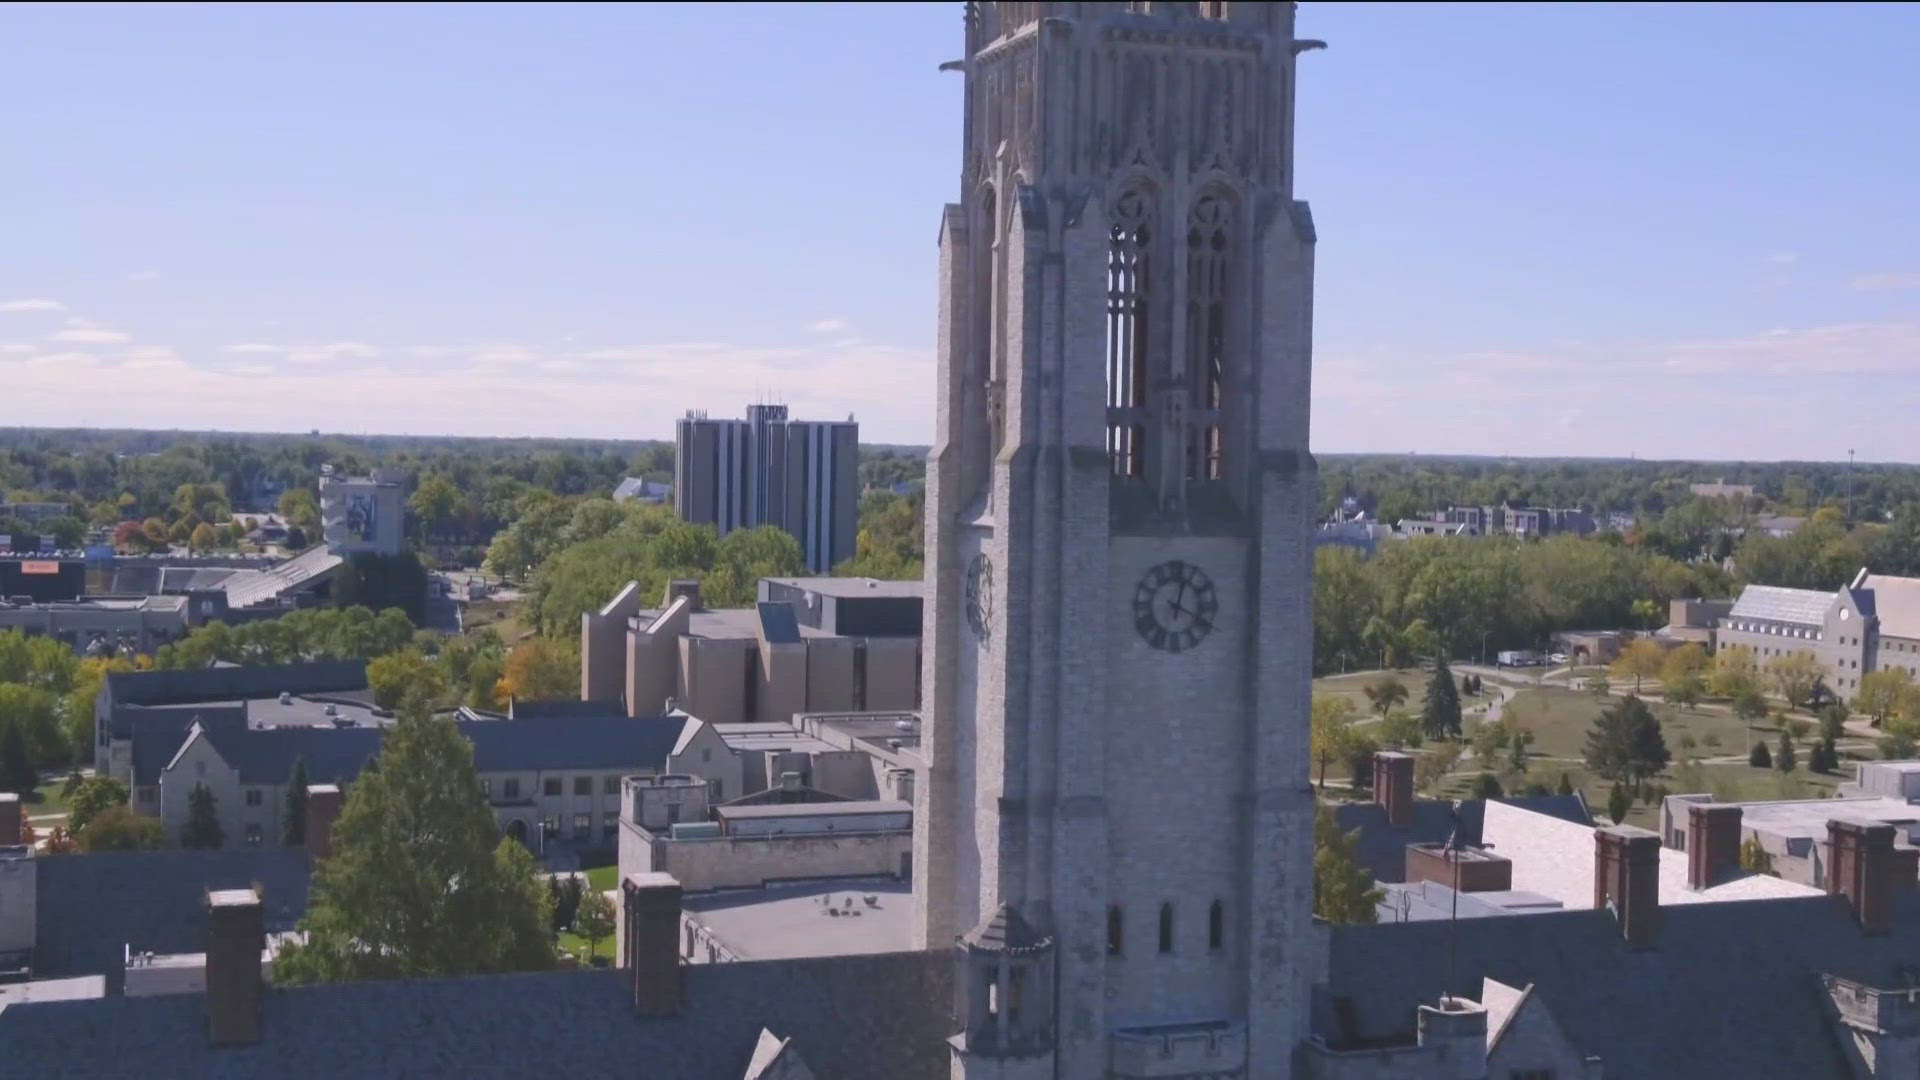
[580,578,921,724]
[1715,569,1920,698]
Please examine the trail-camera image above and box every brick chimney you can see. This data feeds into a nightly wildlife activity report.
[0,792,19,843]
[1374,751,1415,829]
[206,888,264,1045]
[1685,803,1743,890]
[623,872,683,1017]
[1828,818,1909,935]
[305,784,342,861]
[1594,825,1660,948]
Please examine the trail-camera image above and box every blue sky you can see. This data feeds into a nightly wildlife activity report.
[3,2,1916,460]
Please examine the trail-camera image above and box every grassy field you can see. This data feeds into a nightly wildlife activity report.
[462,599,532,643]
[1313,669,1867,832]
[554,863,620,964]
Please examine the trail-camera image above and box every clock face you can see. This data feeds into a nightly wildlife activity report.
[964,553,994,639]
[1133,560,1217,653]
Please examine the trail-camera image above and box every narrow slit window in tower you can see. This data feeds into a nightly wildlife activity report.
[1107,905,1125,956]
[1158,903,1174,953]
[1209,899,1224,951]
[1106,188,1153,479]
[1187,191,1233,481]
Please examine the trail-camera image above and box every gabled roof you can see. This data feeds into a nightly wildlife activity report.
[148,714,701,786]
[1332,794,1591,885]
[1860,573,1920,639]
[0,950,952,1080]
[1321,893,1920,1078]
[34,848,311,987]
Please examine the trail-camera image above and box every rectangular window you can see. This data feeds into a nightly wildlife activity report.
[541,816,559,838]
[245,789,262,807]
[708,778,724,802]
[544,778,562,797]
[603,817,618,839]
[574,776,592,796]
[573,813,591,839]
[504,778,520,799]
[667,803,682,826]
[605,776,621,795]
[481,779,492,798]
[244,824,262,846]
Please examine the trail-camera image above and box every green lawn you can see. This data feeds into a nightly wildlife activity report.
[1314,669,1861,832]
[553,863,620,964]
[584,863,617,892]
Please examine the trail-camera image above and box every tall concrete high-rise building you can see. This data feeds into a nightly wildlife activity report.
[912,4,1322,1079]
[673,404,858,573]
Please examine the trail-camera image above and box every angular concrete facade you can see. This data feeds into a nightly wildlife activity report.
[913,4,1322,1078]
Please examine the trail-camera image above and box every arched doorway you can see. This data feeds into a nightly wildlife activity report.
[505,819,529,846]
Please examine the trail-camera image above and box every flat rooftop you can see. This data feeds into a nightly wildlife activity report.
[0,595,185,613]
[713,724,842,755]
[762,577,924,600]
[633,607,837,641]
[242,695,389,731]
[0,976,105,1016]
[1736,796,1920,841]
[716,800,912,821]
[682,878,913,962]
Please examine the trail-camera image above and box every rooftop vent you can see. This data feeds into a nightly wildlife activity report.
[278,692,292,705]
[323,704,338,718]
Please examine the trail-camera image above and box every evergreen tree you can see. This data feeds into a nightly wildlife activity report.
[0,722,35,796]
[283,757,309,847]
[1421,656,1463,740]
[1750,740,1772,769]
[1626,700,1671,787]
[1557,771,1575,797]
[1607,783,1630,824]
[548,876,567,934]
[1312,808,1382,925]
[275,698,553,984]
[181,782,225,849]
[1777,729,1797,774]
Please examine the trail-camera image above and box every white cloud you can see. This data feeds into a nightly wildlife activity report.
[1850,272,1920,292]
[127,271,161,282]
[223,343,284,355]
[285,341,378,364]
[1764,252,1798,266]
[0,344,32,355]
[808,318,850,334]
[0,298,65,313]
[46,327,131,344]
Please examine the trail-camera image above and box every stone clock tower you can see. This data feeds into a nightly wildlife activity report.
[913,3,1323,1079]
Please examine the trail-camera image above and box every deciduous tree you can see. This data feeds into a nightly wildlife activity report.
[1765,652,1822,710]
[1313,808,1382,926]
[574,889,615,963]
[1856,669,1913,726]
[1610,638,1666,695]
[1309,696,1358,790]
[66,775,128,835]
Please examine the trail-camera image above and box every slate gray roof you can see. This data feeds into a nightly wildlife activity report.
[143,714,699,786]
[1332,795,1591,885]
[0,950,952,1080]
[34,849,311,987]
[1861,573,1920,639]
[1727,584,1835,627]
[105,661,369,709]
[507,698,627,720]
[1319,893,1920,1079]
